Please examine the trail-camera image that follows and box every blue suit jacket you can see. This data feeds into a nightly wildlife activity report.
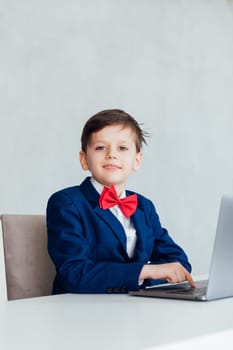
[46,177,191,294]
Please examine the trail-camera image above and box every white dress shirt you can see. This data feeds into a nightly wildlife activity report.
[90,177,137,258]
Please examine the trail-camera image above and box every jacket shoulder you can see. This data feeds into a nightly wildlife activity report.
[47,185,82,205]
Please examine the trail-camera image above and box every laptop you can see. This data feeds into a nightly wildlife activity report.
[129,195,233,301]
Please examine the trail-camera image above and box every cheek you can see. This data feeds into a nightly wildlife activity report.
[85,156,99,170]
[124,159,137,172]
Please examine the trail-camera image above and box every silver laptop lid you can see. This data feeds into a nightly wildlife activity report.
[207,195,233,300]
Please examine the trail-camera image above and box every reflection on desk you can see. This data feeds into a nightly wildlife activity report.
[0,293,233,350]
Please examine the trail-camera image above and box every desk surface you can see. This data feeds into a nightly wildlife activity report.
[1,293,233,350]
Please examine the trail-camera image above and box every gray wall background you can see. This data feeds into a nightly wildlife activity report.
[1,0,233,275]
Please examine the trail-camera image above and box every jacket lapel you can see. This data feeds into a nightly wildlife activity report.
[94,206,128,254]
[131,207,148,262]
[80,177,128,255]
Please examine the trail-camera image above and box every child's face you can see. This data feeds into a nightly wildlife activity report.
[79,124,143,192]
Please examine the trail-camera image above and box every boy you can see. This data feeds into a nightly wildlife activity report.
[46,109,194,294]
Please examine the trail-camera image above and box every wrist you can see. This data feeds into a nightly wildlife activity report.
[139,264,154,280]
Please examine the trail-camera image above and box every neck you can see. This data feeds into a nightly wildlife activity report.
[113,185,125,197]
[90,177,125,197]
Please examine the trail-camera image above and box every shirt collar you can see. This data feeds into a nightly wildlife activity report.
[90,177,126,198]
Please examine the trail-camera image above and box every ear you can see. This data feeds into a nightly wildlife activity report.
[133,152,143,171]
[79,151,89,171]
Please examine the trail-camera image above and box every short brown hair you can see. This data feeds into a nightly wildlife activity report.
[81,109,148,152]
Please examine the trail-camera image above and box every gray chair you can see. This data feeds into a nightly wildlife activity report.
[0,214,56,301]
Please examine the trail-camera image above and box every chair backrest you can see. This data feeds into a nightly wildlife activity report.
[0,214,56,301]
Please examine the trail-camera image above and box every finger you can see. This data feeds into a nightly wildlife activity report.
[185,271,196,288]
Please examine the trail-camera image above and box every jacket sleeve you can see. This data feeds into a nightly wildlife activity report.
[146,199,192,273]
[46,191,144,293]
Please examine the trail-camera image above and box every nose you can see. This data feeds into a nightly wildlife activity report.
[105,147,117,159]
[105,153,116,160]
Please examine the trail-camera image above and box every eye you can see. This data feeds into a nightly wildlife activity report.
[95,145,105,151]
[119,146,128,151]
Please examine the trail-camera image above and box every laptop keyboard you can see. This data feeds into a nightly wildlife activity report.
[164,280,208,295]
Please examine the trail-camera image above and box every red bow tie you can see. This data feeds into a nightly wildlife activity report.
[99,186,137,218]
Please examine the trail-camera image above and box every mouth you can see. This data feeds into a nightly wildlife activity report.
[103,164,122,170]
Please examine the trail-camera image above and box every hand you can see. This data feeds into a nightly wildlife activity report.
[139,262,195,288]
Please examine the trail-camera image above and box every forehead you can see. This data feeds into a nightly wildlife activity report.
[90,124,136,143]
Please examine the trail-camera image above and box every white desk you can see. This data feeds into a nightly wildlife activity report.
[1,293,233,350]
